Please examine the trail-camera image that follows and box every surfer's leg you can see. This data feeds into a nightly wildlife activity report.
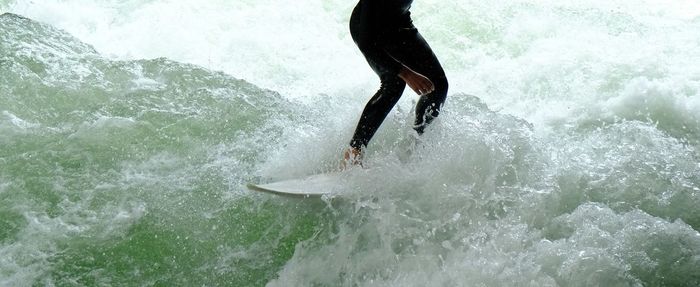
[349,74,406,149]
[384,28,448,134]
[347,3,408,150]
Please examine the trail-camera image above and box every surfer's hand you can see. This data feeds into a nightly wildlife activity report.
[398,67,434,96]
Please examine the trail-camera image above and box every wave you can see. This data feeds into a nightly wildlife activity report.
[1,4,700,286]
[1,13,300,286]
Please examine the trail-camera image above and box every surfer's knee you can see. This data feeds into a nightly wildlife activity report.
[370,74,405,105]
[380,73,405,90]
[433,75,448,96]
[427,76,448,108]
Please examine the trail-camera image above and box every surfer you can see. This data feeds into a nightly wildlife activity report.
[343,0,448,166]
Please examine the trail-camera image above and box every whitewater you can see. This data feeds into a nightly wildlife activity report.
[1,0,699,286]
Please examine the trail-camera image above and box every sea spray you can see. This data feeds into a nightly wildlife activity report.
[1,0,700,285]
[1,13,312,286]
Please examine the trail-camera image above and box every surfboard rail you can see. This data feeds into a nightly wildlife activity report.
[246,183,324,198]
[246,172,344,197]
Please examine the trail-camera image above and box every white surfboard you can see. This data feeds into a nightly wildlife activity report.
[247,172,345,197]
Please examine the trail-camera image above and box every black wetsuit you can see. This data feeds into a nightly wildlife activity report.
[349,0,448,150]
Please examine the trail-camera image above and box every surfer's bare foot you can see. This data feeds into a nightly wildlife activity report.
[340,147,363,170]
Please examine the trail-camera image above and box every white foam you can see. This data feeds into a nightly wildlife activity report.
[3,0,699,285]
[7,0,368,102]
[2,111,39,129]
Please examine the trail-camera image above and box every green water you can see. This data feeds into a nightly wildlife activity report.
[0,13,322,286]
[1,0,700,285]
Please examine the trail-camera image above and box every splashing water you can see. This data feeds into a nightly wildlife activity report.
[1,0,699,286]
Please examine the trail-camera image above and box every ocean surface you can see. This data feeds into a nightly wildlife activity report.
[1,0,699,286]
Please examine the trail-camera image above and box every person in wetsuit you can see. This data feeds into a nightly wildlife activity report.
[343,0,448,165]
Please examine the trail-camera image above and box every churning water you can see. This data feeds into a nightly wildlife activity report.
[1,0,699,286]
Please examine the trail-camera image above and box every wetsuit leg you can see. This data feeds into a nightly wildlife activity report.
[349,75,406,149]
[348,4,408,150]
[383,28,449,134]
[347,3,448,149]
